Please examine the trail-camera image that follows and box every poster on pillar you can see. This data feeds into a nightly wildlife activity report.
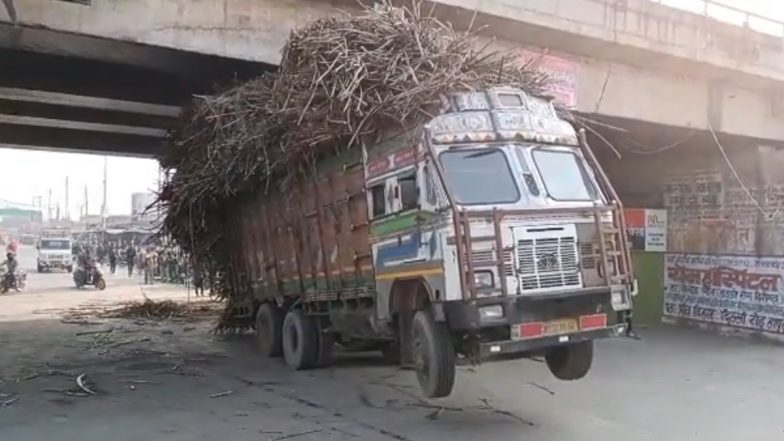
[517,50,577,108]
[664,253,784,335]
[624,208,667,252]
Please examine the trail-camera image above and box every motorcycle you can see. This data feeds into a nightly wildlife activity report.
[73,266,106,290]
[1,270,27,293]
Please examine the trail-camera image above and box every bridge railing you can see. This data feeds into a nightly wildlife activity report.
[650,0,784,38]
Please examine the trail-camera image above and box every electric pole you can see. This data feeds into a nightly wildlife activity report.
[64,176,70,222]
[84,184,89,219]
[47,188,52,223]
[101,156,108,227]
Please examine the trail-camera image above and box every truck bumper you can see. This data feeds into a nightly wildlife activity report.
[441,288,624,331]
[479,324,627,358]
[439,289,632,359]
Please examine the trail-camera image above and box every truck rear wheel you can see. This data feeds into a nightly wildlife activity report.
[545,341,594,380]
[314,318,335,368]
[255,303,284,357]
[411,310,455,398]
[282,309,318,370]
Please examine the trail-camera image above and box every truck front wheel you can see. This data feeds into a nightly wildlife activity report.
[282,309,318,370]
[411,310,455,398]
[255,303,284,357]
[545,340,594,380]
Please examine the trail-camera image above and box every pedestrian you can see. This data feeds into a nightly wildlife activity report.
[126,243,136,277]
[192,260,204,297]
[108,246,117,274]
[143,248,157,285]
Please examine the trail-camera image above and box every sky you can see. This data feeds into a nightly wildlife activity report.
[0,148,160,219]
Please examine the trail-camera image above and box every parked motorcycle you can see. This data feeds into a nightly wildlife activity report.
[73,266,106,290]
[1,270,27,293]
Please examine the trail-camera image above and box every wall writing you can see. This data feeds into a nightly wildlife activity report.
[664,253,784,335]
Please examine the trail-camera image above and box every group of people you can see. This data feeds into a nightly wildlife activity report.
[72,240,205,294]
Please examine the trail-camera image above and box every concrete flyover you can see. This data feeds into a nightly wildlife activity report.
[2,0,784,154]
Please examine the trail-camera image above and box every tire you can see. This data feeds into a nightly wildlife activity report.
[255,303,284,357]
[37,265,43,273]
[282,309,319,370]
[545,341,594,380]
[95,278,107,290]
[67,265,73,273]
[314,318,335,368]
[411,310,456,398]
[380,340,401,365]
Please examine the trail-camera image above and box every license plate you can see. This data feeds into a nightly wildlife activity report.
[543,319,578,336]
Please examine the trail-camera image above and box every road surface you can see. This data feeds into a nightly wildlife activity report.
[0,245,782,440]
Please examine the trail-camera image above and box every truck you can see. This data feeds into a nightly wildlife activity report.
[37,229,73,273]
[227,87,635,397]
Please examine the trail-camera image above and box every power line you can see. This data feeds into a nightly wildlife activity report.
[707,121,772,219]
[618,131,696,155]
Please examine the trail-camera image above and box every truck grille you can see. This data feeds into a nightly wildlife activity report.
[471,248,514,276]
[517,236,581,291]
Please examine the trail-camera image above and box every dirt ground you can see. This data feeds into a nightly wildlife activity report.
[1,250,783,440]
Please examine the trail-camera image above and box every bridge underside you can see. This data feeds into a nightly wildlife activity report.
[0,24,269,157]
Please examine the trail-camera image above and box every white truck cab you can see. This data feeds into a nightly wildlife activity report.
[37,232,73,273]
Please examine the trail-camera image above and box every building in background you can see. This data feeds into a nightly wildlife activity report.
[131,192,157,222]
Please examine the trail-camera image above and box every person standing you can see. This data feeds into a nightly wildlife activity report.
[108,246,117,274]
[125,243,136,277]
[192,260,204,297]
[143,247,157,285]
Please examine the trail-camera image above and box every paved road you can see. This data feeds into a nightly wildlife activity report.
[0,254,783,440]
[0,245,191,322]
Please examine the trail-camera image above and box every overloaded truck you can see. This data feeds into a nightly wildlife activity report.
[227,87,635,397]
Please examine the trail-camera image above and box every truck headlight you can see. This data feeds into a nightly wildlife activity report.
[474,271,494,289]
[611,286,629,311]
[479,304,504,320]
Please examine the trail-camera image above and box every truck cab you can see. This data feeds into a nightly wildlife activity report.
[37,234,73,273]
[366,88,634,396]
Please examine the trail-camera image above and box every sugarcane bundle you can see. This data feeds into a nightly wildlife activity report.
[158,1,554,326]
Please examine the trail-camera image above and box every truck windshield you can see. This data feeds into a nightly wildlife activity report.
[439,148,519,205]
[40,240,70,250]
[532,148,595,201]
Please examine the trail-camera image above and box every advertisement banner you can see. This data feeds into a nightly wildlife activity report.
[664,253,784,335]
[625,208,666,252]
[645,209,667,252]
[518,50,577,108]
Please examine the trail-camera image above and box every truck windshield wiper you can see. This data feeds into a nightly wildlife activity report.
[465,151,497,159]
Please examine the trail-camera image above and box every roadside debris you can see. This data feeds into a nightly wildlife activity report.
[75,374,95,395]
[101,298,219,320]
[62,298,221,323]
[270,429,322,441]
[1,396,20,407]
[208,390,235,399]
[528,382,556,395]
